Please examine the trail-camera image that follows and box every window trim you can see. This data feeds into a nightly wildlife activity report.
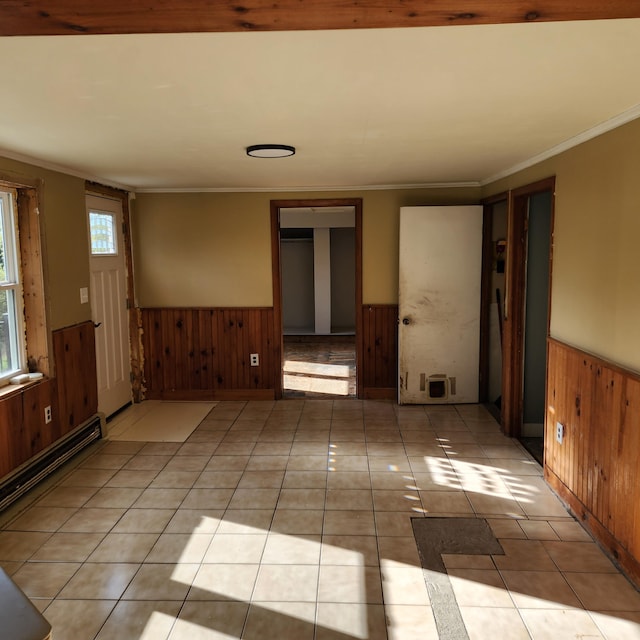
[0,188,27,383]
[0,176,49,386]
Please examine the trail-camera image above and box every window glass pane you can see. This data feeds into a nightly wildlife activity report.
[90,211,117,255]
[0,289,18,376]
[0,198,6,282]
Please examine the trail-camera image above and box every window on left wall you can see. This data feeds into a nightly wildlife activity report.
[0,188,26,383]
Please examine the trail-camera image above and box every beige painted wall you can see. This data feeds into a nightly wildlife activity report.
[483,117,640,373]
[0,156,90,331]
[5,112,638,374]
[132,186,481,308]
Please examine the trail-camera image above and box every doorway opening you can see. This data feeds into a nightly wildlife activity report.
[480,195,508,421]
[520,189,553,463]
[498,178,555,464]
[270,199,363,399]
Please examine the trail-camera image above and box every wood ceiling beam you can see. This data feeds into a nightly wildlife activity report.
[2,1,640,37]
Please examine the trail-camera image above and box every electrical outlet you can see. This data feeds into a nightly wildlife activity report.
[250,353,259,367]
[556,421,564,444]
[44,405,52,424]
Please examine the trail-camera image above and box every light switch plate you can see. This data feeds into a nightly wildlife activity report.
[80,287,89,304]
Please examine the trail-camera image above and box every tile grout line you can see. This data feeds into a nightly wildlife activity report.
[4,399,635,639]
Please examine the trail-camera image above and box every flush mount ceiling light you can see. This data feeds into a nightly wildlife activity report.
[246,144,296,158]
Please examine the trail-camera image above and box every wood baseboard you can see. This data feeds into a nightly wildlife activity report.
[147,389,276,401]
[214,389,276,401]
[363,387,396,400]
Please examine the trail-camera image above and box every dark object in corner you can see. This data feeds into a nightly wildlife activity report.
[0,568,51,639]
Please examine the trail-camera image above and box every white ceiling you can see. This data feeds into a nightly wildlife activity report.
[2,19,640,191]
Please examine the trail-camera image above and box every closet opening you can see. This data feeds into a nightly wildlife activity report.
[270,199,363,399]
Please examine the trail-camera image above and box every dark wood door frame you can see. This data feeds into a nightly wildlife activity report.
[270,198,363,399]
[501,177,556,437]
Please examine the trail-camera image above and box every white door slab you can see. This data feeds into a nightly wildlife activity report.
[86,194,132,418]
[398,205,483,404]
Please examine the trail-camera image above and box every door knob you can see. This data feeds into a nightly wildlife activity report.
[402,317,411,325]
[93,322,102,328]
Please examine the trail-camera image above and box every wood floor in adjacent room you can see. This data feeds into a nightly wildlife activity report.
[283,336,356,399]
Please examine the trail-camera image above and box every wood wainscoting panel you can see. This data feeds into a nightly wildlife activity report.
[0,395,23,478]
[141,308,276,400]
[21,378,59,460]
[0,378,60,477]
[362,305,398,399]
[0,323,95,484]
[144,305,401,401]
[545,338,640,583]
[52,321,98,433]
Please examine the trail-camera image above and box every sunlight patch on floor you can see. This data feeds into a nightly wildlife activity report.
[170,520,368,638]
[284,360,351,378]
[283,372,350,396]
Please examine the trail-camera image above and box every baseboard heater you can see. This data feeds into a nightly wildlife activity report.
[0,415,103,512]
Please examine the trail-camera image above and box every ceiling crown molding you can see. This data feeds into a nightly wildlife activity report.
[482,102,640,186]
[0,147,134,192]
[133,182,481,194]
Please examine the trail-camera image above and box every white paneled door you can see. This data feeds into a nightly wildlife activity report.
[398,205,483,405]
[86,194,132,418]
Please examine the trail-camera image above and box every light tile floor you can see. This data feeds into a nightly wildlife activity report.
[1,400,640,639]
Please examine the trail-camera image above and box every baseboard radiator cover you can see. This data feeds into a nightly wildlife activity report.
[0,415,103,512]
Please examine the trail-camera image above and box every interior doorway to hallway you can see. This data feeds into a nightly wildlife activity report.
[270,198,363,399]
